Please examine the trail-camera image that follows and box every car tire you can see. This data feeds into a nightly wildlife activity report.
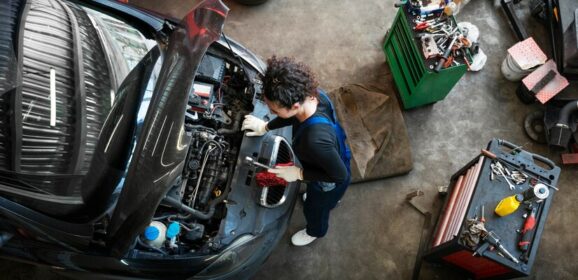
[234,0,269,6]
[524,110,547,144]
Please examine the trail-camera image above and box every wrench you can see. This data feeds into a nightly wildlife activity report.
[497,164,516,190]
[245,156,273,170]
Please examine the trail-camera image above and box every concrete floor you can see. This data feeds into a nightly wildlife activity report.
[213,1,576,279]
[132,0,578,279]
[5,0,578,279]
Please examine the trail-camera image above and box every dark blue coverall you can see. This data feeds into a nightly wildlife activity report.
[267,90,351,237]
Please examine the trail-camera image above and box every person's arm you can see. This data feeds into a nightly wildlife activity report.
[301,126,348,183]
[266,116,295,130]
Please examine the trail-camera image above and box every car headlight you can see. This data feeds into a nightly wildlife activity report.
[193,233,268,279]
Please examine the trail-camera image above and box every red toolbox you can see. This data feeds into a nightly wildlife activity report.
[424,139,561,279]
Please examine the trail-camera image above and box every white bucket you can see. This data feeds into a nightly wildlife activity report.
[501,53,534,81]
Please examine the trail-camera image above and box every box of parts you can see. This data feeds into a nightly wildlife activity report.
[383,3,472,109]
[424,139,560,279]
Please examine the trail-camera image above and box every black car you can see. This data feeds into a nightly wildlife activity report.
[0,0,298,278]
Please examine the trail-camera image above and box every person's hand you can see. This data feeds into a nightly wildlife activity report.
[241,115,268,137]
[268,165,303,182]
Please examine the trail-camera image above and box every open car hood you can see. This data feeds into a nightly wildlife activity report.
[106,0,229,256]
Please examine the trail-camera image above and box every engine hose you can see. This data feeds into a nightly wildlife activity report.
[163,195,215,220]
[556,100,578,127]
[137,236,167,255]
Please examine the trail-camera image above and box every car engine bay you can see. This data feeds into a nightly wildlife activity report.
[136,51,257,255]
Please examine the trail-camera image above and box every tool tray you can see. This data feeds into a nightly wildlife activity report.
[424,138,561,279]
[403,5,473,70]
[383,4,472,109]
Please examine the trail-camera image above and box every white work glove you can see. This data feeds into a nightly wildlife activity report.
[268,165,303,182]
[241,115,268,137]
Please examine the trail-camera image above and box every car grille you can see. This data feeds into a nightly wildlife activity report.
[259,136,294,208]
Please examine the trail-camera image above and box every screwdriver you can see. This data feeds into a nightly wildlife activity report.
[480,204,485,223]
[434,34,458,73]
[519,206,537,251]
[480,149,559,191]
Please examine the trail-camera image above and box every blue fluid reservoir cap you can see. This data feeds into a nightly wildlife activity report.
[144,226,160,241]
[166,222,180,239]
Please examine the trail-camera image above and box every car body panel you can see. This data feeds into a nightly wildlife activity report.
[0,0,298,278]
[106,0,229,257]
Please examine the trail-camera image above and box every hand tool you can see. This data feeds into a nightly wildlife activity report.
[414,21,429,31]
[490,162,516,190]
[481,149,559,191]
[518,206,537,254]
[473,230,520,264]
[443,55,454,68]
[244,156,272,169]
[434,34,458,72]
[510,170,528,184]
[414,21,445,31]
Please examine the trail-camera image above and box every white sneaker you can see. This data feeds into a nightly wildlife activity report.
[291,229,317,246]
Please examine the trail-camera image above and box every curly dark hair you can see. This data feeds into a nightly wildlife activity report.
[262,56,319,109]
